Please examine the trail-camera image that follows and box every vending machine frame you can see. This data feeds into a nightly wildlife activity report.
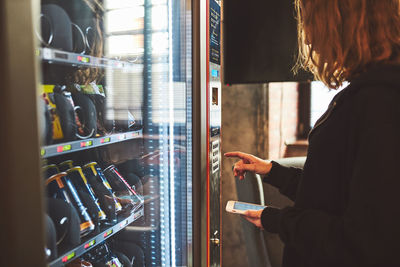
[0,0,46,266]
[193,0,222,266]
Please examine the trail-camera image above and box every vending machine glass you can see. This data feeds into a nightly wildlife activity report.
[36,0,193,266]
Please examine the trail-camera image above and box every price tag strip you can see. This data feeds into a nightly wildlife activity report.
[41,130,142,158]
[39,47,142,70]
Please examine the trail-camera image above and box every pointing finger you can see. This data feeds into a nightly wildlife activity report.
[224,151,249,159]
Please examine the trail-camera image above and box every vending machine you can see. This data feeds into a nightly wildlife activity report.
[0,0,221,266]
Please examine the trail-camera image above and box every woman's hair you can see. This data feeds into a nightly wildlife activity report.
[295,0,400,89]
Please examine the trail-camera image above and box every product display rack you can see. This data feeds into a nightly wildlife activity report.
[49,208,144,267]
[41,130,142,158]
[38,14,148,264]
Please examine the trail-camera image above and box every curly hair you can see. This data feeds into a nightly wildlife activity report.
[295,0,400,89]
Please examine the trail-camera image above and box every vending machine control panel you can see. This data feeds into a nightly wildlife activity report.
[207,0,221,266]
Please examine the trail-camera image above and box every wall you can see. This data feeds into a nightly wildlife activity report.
[221,82,301,267]
[221,83,269,267]
[268,82,299,159]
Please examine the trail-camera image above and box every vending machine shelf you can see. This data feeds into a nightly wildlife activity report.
[38,47,143,70]
[41,130,142,158]
[49,208,144,267]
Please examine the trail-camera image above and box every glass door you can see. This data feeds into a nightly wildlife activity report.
[36,0,192,266]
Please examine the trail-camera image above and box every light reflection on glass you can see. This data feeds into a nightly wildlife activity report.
[152,0,168,5]
[105,0,144,10]
[106,35,144,56]
[106,7,144,33]
[151,32,169,54]
[152,5,168,30]
[101,0,190,265]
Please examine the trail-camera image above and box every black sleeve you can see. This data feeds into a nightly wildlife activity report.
[260,87,400,265]
[263,161,302,201]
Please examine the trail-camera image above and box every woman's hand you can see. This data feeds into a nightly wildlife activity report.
[242,209,264,229]
[224,151,272,180]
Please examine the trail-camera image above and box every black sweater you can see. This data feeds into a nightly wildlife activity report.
[261,64,400,267]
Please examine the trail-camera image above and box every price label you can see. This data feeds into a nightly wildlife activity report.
[57,144,72,153]
[120,219,129,228]
[101,137,111,144]
[131,132,140,138]
[80,140,93,147]
[104,229,113,238]
[84,239,96,249]
[62,252,75,263]
[77,55,90,63]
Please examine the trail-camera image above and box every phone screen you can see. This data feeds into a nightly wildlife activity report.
[233,202,265,211]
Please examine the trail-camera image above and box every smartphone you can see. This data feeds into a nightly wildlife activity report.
[225,200,266,215]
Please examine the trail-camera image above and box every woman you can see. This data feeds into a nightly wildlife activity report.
[225,0,400,266]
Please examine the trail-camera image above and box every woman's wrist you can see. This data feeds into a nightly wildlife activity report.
[263,160,273,175]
